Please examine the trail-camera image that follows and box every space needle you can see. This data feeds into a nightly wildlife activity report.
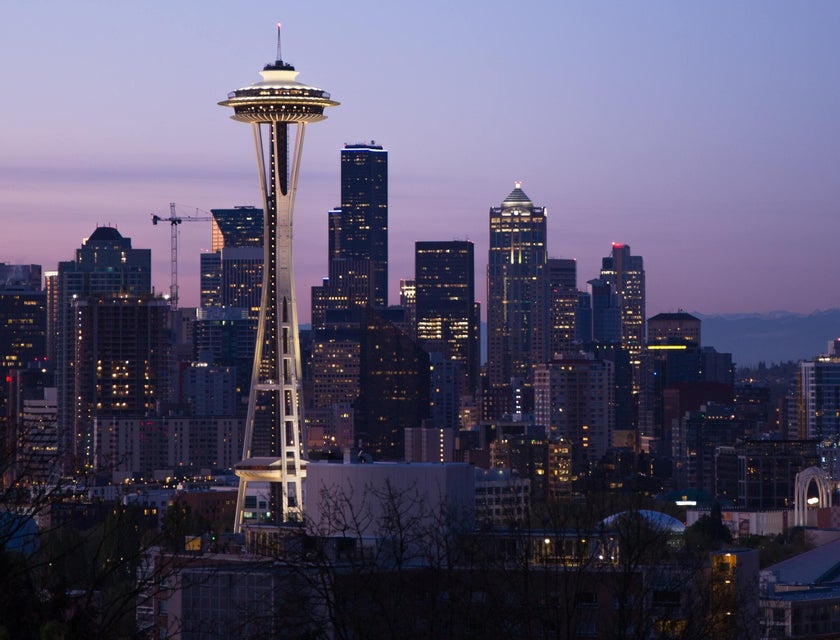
[220,24,338,531]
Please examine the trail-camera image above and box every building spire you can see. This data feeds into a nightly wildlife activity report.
[275,22,282,62]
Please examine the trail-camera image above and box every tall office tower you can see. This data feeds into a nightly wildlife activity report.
[193,307,256,403]
[220,27,337,528]
[487,182,547,388]
[355,307,429,460]
[56,226,152,472]
[210,206,263,251]
[309,144,388,327]
[72,294,171,469]
[198,207,264,407]
[415,241,480,396]
[427,351,460,429]
[336,143,389,308]
[797,349,840,440]
[600,243,645,375]
[534,258,578,360]
[200,207,263,311]
[575,291,593,344]
[310,259,372,330]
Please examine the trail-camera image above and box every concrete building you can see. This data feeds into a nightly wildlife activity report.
[94,416,243,482]
[534,357,615,461]
[760,537,840,638]
[304,460,474,540]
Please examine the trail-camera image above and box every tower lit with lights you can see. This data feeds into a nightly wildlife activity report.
[220,25,338,530]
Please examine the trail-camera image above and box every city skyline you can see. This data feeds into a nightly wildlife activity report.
[3,2,840,320]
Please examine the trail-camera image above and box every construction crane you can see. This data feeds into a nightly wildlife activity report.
[150,202,212,309]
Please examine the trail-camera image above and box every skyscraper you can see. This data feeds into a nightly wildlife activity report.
[198,207,264,406]
[0,266,47,486]
[200,206,263,312]
[337,143,388,308]
[797,344,840,440]
[310,143,389,325]
[72,294,171,469]
[487,183,547,388]
[220,27,338,528]
[354,307,429,460]
[600,243,645,373]
[533,358,615,466]
[415,241,479,396]
[56,226,152,472]
[533,258,578,360]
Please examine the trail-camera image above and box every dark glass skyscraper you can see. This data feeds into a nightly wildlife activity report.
[200,207,263,310]
[336,143,388,308]
[415,241,479,395]
[487,183,547,387]
[355,307,429,460]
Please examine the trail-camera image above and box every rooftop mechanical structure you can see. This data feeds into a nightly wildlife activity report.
[220,25,338,531]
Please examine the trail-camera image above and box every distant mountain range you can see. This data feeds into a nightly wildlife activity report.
[694,309,840,367]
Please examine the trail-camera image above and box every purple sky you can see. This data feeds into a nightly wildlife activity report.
[2,2,839,323]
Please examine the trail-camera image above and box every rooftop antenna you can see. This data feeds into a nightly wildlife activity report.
[276,22,282,62]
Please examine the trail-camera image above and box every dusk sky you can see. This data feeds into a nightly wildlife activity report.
[2,2,839,323]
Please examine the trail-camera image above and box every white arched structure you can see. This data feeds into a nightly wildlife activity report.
[794,466,832,527]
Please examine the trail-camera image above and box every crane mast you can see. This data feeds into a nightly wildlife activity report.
[150,202,211,309]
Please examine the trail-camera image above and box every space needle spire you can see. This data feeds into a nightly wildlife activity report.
[220,25,338,531]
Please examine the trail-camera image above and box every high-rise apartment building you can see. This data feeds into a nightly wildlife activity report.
[415,241,480,395]
[56,227,152,472]
[798,345,840,440]
[487,183,547,388]
[534,358,615,465]
[72,294,171,469]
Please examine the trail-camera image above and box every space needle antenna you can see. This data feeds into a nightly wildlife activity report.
[276,22,282,62]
